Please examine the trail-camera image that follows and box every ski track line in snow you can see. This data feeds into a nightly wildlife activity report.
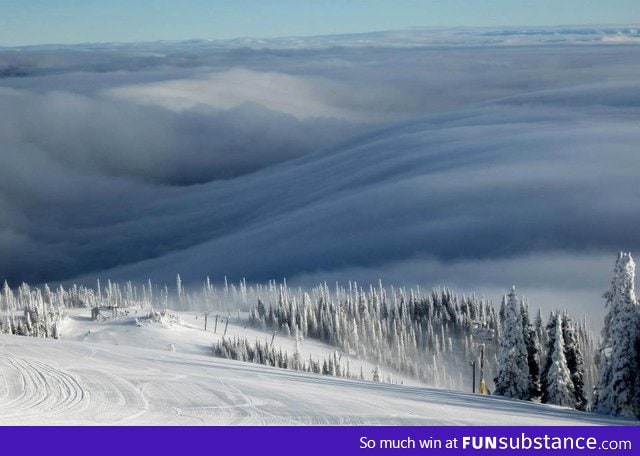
[72,368,151,424]
[0,350,88,421]
[151,377,276,425]
[215,378,280,425]
[0,343,151,424]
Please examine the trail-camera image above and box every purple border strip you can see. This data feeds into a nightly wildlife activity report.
[1,426,638,456]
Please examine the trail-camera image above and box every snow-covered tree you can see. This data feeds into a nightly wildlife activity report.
[521,301,541,399]
[593,252,640,418]
[24,311,33,337]
[544,315,575,407]
[541,311,558,403]
[494,287,531,400]
[561,312,587,411]
[372,365,382,382]
[176,274,183,301]
[534,309,546,357]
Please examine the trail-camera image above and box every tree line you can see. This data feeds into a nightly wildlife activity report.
[1,253,637,419]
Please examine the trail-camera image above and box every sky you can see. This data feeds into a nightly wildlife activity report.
[1,0,639,46]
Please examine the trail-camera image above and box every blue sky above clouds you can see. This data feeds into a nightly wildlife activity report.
[1,0,639,46]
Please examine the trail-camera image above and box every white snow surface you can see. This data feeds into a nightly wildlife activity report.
[0,309,632,425]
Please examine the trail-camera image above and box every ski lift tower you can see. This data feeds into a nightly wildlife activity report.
[470,321,495,394]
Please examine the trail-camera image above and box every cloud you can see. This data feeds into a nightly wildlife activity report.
[107,68,390,122]
[1,33,640,323]
[0,86,365,185]
[85,101,640,282]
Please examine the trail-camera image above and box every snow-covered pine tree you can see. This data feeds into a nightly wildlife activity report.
[535,309,546,353]
[544,315,575,407]
[372,365,381,382]
[561,312,587,411]
[521,300,541,399]
[4,315,13,335]
[494,287,531,400]
[593,252,640,418]
[541,311,558,404]
[498,294,506,329]
[2,281,13,313]
[24,311,33,337]
[176,274,183,301]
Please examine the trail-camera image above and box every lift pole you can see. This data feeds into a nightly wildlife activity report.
[469,360,476,394]
[223,315,230,336]
[479,344,487,395]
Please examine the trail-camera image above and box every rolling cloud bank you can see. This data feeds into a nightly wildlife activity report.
[1,28,639,319]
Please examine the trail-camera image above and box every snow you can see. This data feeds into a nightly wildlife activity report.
[0,309,633,425]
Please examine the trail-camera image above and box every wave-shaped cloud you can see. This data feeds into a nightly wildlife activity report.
[1,32,639,318]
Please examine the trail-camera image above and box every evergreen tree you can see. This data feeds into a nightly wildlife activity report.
[494,287,531,400]
[498,294,507,338]
[176,274,183,300]
[593,252,640,418]
[521,301,541,399]
[561,312,587,411]
[372,365,381,382]
[24,312,33,337]
[544,316,575,407]
[541,311,558,404]
[535,309,546,355]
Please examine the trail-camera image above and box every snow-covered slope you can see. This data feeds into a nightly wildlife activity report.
[0,310,631,425]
